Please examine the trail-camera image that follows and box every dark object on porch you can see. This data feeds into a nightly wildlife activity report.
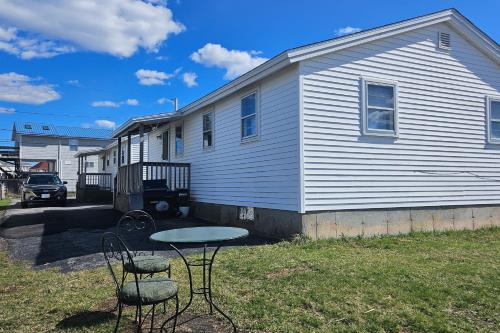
[115,162,190,214]
[76,173,113,203]
[101,232,179,333]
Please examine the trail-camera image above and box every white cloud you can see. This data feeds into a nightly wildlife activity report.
[125,98,139,106]
[335,26,362,36]
[0,72,60,104]
[0,0,185,59]
[95,119,116,129]
[157,97,168,105]
[190,43,268,80]
[182,72,198,87]
[91,101,119,108]
[0,26,75,59]
[66,80,80,86]
[91,98,139,107]
[135,68,181,85]
[0,106,15,114]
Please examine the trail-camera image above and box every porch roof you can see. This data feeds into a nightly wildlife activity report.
[112,112,181,138]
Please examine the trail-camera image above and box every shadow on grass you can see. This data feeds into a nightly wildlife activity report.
[56,310,115,329]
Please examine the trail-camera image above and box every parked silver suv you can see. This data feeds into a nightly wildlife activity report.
[21,173,67,208]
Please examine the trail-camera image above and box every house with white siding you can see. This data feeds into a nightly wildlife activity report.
[11,122,114,191]
[98,9,500,238]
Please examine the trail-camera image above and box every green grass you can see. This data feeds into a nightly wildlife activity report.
[0,228,499,332]
[0,198,10,210]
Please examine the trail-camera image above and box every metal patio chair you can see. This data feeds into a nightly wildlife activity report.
[116,210,171,278]
[102,232,179,333]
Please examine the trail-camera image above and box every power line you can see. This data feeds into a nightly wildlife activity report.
[1,109,122,119]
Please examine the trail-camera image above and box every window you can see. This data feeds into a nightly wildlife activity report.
[24,124,32,130]
[69,139,79,151]
[241,92,258,139]
[85,161,94,168]
[102,156,106,171]
[162,130,169,160]
[362,79,397,136]
[42,125,50,130]
[113,150,117,165]
[175,124,183,156]
[487,97,500,143]
[203,112,214,149]
[106,155,110,167]
[121,150,125,164]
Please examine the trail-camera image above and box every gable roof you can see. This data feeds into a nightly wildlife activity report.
[114,8,499,138]
[12,122,113,141]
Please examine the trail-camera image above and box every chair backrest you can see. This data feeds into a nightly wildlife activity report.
[116,210,157,256]
[101,232,141,302]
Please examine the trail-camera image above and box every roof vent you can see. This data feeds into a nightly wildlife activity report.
[438,32,451,49]
[24,124,32,130]
[42,125,50,130]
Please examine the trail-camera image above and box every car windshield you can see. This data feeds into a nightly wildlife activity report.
[27,175,62,185]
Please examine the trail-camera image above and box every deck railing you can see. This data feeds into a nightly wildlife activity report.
[77,173,112,191]
[116,162,191,194]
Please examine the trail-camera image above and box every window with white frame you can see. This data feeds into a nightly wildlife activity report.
[241,92,257,139]
[363,79,397,136]
[175,124,183,156]
[487,97,500,143]
[69,139,79,151]
[203,112,214,149]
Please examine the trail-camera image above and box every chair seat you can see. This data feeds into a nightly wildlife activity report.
[119,277,178,305]
[124,255,170,274]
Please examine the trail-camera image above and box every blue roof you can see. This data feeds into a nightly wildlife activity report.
[13,122,113,140]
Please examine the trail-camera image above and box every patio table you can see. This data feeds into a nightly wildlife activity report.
[150,226,249,332]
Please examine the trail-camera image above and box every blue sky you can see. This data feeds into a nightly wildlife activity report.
[0,0,498,144]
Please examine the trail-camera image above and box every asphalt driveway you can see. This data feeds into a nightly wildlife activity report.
[0,200,269,272]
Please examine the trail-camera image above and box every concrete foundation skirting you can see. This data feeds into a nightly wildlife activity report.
[191,202,500,240]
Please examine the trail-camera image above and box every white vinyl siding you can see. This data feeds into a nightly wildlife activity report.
[171,66,300,211]
[300,23,500,212]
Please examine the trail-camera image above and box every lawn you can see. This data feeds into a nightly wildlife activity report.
[0,228,498,332]
[0,198,10,211]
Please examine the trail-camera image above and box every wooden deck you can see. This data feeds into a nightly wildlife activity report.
[116,162,191,194]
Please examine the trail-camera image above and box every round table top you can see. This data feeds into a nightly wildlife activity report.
[150,226,249,244]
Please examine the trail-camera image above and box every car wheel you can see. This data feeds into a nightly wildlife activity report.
[21,201,28,209]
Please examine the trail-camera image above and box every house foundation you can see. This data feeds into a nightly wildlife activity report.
[191,202,500,239]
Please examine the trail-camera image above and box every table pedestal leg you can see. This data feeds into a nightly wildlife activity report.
[162,243,237,333]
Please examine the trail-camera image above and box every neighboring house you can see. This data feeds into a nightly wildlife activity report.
[29,161,50,172]
[98,9,499,238]
[12,122,114,191]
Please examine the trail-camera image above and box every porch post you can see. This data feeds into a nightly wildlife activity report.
[139,123,144,163]
[117,137,122,167]
[84,156,87,173]
[127,132,131,165]
[77,156,80,175]
[127,132,131,193]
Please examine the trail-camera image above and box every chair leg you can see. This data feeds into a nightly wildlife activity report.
[172,294,179,333]
[114,303,123,333]
[137,306,143,333]
[150,304,156,333]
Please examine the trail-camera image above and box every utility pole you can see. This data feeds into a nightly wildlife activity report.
[168,97,178,112]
